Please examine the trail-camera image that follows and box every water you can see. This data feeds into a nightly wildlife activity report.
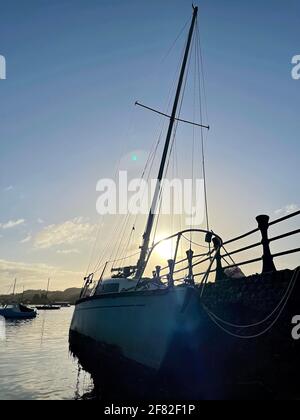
[0,307,93,400]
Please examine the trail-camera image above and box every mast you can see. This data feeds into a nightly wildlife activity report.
[135,6,198,278]
[12,278,17,296]
[46,278,50,299]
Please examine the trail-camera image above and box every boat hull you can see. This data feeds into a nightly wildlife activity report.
[0,307,37,320]
[35,306,60,310]
[70,270,300,399]
[70,288,203,370]
[69,287,239,399]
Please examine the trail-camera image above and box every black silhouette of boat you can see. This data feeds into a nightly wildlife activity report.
[69,6,300,399]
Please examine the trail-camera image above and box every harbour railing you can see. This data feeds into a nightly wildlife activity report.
[80,210,299,296]
[138,210,300,288]
[218,210,300,280]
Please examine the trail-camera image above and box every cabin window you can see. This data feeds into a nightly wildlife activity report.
[102,283,119,294]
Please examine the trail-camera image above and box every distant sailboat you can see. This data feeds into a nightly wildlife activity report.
[35,278,60,311]
[0,279,37,320]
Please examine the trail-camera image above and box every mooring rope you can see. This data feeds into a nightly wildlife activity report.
[201,267,300,339]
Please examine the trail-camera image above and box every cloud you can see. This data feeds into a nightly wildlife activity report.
[4,186,13,192]
[57,249,80,255]
[0,258,82,292]
[274,204,299,216]
[37,218,44,224]
[0,219,25,230]
[20,234,32,244]
[34,217,96,249]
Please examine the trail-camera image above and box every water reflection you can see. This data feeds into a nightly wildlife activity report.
[0,308,93,400]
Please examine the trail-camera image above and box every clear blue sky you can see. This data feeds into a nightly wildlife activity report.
[0,0,299,291]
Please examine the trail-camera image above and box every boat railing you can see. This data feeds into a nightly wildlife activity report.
[134,229,223,289]
[136,210,300,289]
[80,210,299,298]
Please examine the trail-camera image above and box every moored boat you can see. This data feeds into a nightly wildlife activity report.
[35,278,61,310]
[69,6,300,399]
[0,304,37,320]
[35,305,60,311]
[0,279,37,320]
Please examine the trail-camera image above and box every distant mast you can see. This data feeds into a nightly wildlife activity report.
[135,6,199,278]
[46,278,50,300]
[12,278,17,296]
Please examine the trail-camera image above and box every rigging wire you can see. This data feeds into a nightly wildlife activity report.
[152,27,193,249]
[195,18,210,235]
[143,25,194,254]
[91,112,140,275]
[119,226,136,267]
[108,24,192,269]
[93,213,127,274]
[111,106,172,266]
[181,234,210,249]
[88,24,189,276]
[89,96,143,275]
[189,28,197,247]
[92,74,172,272]
[89,14,208,278]
[111,212,132,266]
[222,245,239,268]
[159,19,190,66]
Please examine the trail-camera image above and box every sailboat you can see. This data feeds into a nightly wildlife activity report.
[35,278,60,310]
[69,6,300,399]
[0,279,37,320]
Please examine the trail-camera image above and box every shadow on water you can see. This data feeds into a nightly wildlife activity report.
[70,330,275,401]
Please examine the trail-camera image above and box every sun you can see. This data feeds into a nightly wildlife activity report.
[155,240,174,261]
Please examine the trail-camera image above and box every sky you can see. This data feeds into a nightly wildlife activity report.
[0,0,299,292]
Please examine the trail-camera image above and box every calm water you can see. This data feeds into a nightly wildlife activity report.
[0,307,93,400]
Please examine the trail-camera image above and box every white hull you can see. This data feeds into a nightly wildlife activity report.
[70,286,203,371]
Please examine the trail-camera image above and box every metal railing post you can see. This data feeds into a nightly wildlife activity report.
[168,259,175,288]
[213,237,224,282]
[186,249,195,285]
[256,215,276,273]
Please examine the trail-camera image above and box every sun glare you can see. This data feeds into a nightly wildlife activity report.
[155,240,175,262]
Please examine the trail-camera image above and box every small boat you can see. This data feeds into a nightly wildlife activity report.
[35,278,61,310]
[56,302,71,308]
[35,305,60,311]
[0,279,37,320]
[0,304,37,320]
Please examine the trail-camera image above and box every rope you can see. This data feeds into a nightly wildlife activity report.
[202,267,299,339]
[181,233,210,249]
